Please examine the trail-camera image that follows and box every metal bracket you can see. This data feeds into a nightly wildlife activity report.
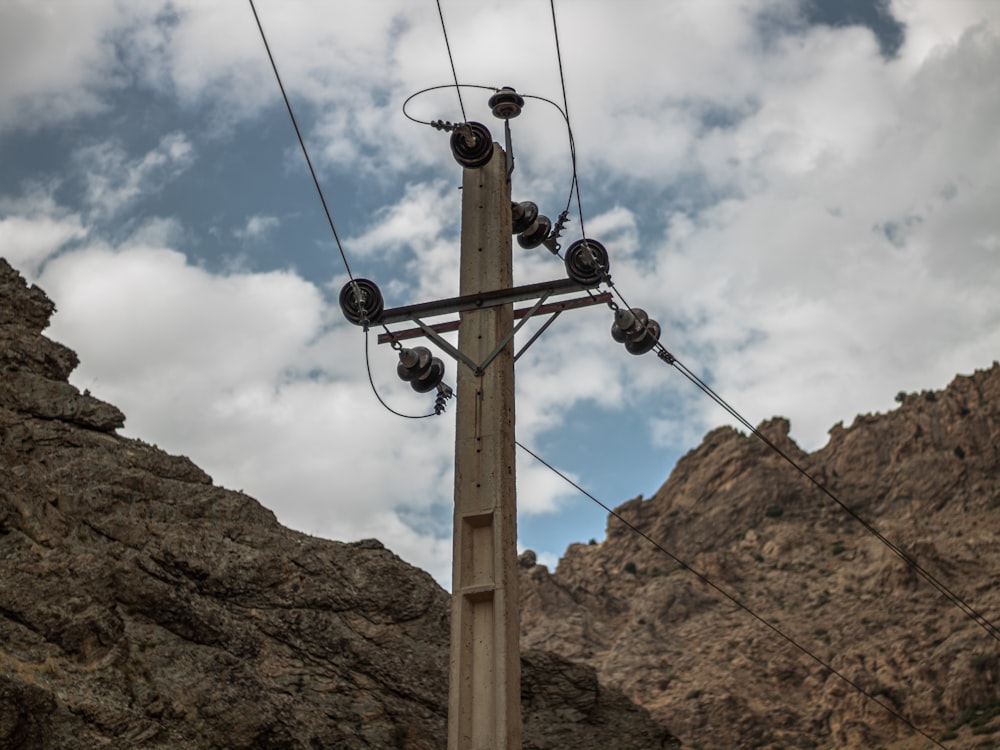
[504,119,515,180]
[474,290,549,374]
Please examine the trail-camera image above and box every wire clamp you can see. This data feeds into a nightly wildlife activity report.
[657,348,676,365]
[544,211,570,255]
[434,383,455,415]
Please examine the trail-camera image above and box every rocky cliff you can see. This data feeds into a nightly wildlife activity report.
[520,360,1000,747]
[0,257,678,750]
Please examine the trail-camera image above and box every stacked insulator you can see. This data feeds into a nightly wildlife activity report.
[511,201,553,250]
[397,346,446,392]
[611,308,660,355]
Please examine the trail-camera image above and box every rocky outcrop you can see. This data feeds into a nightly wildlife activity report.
[521,365,1000,748]
[0,257,677,749]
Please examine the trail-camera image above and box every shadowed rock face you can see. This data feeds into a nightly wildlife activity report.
[521,358,1000,747]
[0,258,679,750]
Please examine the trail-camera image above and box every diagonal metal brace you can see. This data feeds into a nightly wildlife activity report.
[412,317,479,373]
[473,291,550,374]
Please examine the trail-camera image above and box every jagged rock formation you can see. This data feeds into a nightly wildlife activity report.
[0,257,678,750]
[520,362,1000,748]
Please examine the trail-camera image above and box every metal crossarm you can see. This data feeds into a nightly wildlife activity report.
[376,277,599,327]
[377,286,611,362]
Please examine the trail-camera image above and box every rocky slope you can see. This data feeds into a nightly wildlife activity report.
[0,257,678,749]
[520,361,1000,747]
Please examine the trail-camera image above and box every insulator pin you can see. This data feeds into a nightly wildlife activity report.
[564,238,610,286]
[450,122,494,168]
[338,279,384,326]
[488,86,524,119]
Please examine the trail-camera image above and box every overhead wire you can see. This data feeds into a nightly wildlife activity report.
[271,0,998,737]
[662,349,1000,644]
[544,0,1000,646]
[520,92,577,219]
[249,0,440,420]
[249,0,355,281]
[435,0,467,123]
[515,440,948,750]
[545,2,652,313]
[539,0,587,239]
[536,0,999,735]
[548,0,587,240]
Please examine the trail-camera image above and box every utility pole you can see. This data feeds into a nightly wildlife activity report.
[448,141,520,749]
[339,91,621,749]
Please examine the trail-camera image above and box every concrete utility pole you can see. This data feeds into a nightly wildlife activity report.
[343,103,613,749]
[448,141,521,750]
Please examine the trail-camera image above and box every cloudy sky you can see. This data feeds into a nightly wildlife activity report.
[2,0,998,587]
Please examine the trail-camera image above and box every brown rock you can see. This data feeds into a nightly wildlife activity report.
[0,256,677,749]
[522,364,1000,748]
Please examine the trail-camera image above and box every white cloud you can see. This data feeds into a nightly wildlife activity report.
[234,214,280,241]
[0,189,87,279]
[4,0,1000,585]
[0,1,175,132]
[631,8,1000,450]
[75,133,195,221]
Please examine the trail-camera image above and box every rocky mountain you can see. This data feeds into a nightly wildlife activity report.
[6,253,1000,750]
[0,256,678,749]
[520,359,1000,747]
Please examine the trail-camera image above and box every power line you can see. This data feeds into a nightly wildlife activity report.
[540,71,1000,642]
[409,0,1000,648]
[435,0,467,123]
[520,92,578,221]
[250,0,449,420]
[248,0,356,281]
[543,0,1000,648]
[661,351,1000,644]
[547,0,587,239]
[403,83,498,127]
[515,440,949,750]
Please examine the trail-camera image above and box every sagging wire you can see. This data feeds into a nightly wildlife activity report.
[364,331,451,420]
[402,83,500,127]
[515,440,948,750]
